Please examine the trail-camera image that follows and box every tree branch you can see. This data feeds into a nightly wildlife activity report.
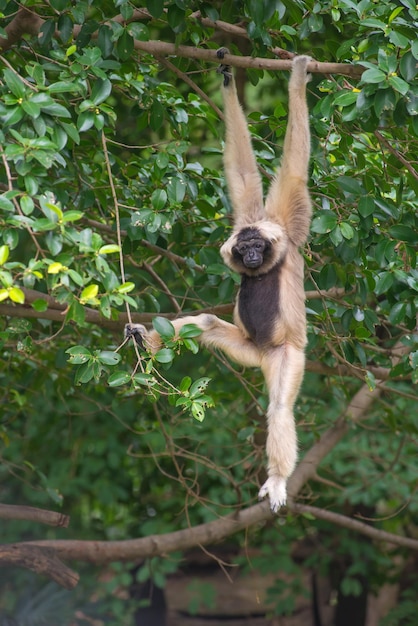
[374,130,418,181]
[290,503,418,550]
[0,544,79,589]
[0,8,363,78]
[0,504,69,527]
[20,369,416,563]
[20,495,418,565]
[133,41,363,77]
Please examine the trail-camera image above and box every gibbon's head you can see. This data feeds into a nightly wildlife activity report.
[220,221,288,276]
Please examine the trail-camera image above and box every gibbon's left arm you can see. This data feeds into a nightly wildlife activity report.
[264,55,312,246]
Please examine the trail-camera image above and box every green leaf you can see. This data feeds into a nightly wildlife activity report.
[151,189,167,210]
[146,0,164,18]
[66,44,77,57]
[49,81,81,94]
[3,69,26,98]
[153,317,175,340]
[388,30,409,49]
[358,197,375,218]
[337,176,364,195]
[167,177,186,204]
[91,79,112,105]
[361,68,386,84]
[191,403,205,422]
[40,102,71,118]
[98,244,120,255]
[154,348,175,364]
[311,211,338,234]
[31,299,48,312]
[388,75,409,95]
[22,100,41,118]
[179,323,202,339]
[97,351,121,365]
[108,371,132,386]
[149,100,164,131]
[80,284,99,301]
[74,362,97,384]
[388,225,416,243]
[179,376,191,392]
[66,346,92,364]
[8,287,25,304]
[389,302,406,325]
[0,245,10,266]
[374,272,394,296]
[190,377,211,398]
[333,91,358,106]
[77,111,95,132]
[183,338,199,354]
[117,30,134,61]
[400,52,418,82]
[117,282,135,294]
[133,373,156,386]
[0,195,15,212]
[60,122,80,144]
[340,222,354,240]
[62,210,83,222]
[20,195,35,216]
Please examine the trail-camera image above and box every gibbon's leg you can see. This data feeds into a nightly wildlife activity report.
[258,343,305,512]
[264,55,312,246]
[129,315,262,368]
[217,48,264,226]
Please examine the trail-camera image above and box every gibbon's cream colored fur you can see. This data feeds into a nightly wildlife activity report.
[129,54,312,512]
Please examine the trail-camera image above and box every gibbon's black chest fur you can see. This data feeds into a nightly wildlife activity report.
[238,263,282,347]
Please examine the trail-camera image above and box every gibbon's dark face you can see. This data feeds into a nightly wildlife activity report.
[232,227,272,270]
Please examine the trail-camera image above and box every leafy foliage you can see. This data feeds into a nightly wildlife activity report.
[0,0,417,622]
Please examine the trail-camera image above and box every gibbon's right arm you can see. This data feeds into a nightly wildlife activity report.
[217,47,264,227]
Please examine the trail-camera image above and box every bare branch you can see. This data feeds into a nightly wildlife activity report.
[0,544,79,589]
[0,504,69,527]
[19,360,415,563]
[290,503,418,550]
[375,130,418,181]
[20,493,418,565]
[288,383,381,499]
[0,8,362,78]
[133,41,363,77]
[158,55,224,118]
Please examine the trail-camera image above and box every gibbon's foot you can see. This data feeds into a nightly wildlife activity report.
[258,475,287,513]
[124,323,147,350]
[216,47,232,87]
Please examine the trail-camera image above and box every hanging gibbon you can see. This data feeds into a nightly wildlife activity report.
[126,51,312,512]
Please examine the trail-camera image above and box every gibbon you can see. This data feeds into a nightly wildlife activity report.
[126,51,312,512]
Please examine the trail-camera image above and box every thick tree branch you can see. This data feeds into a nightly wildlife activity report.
[133,41,363,77]
[20,370,416,563]
[0,544,79,589]
[0,504,69,527]
[0,8,362,78]
[1,288,402,380]
[20,497,418,564]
